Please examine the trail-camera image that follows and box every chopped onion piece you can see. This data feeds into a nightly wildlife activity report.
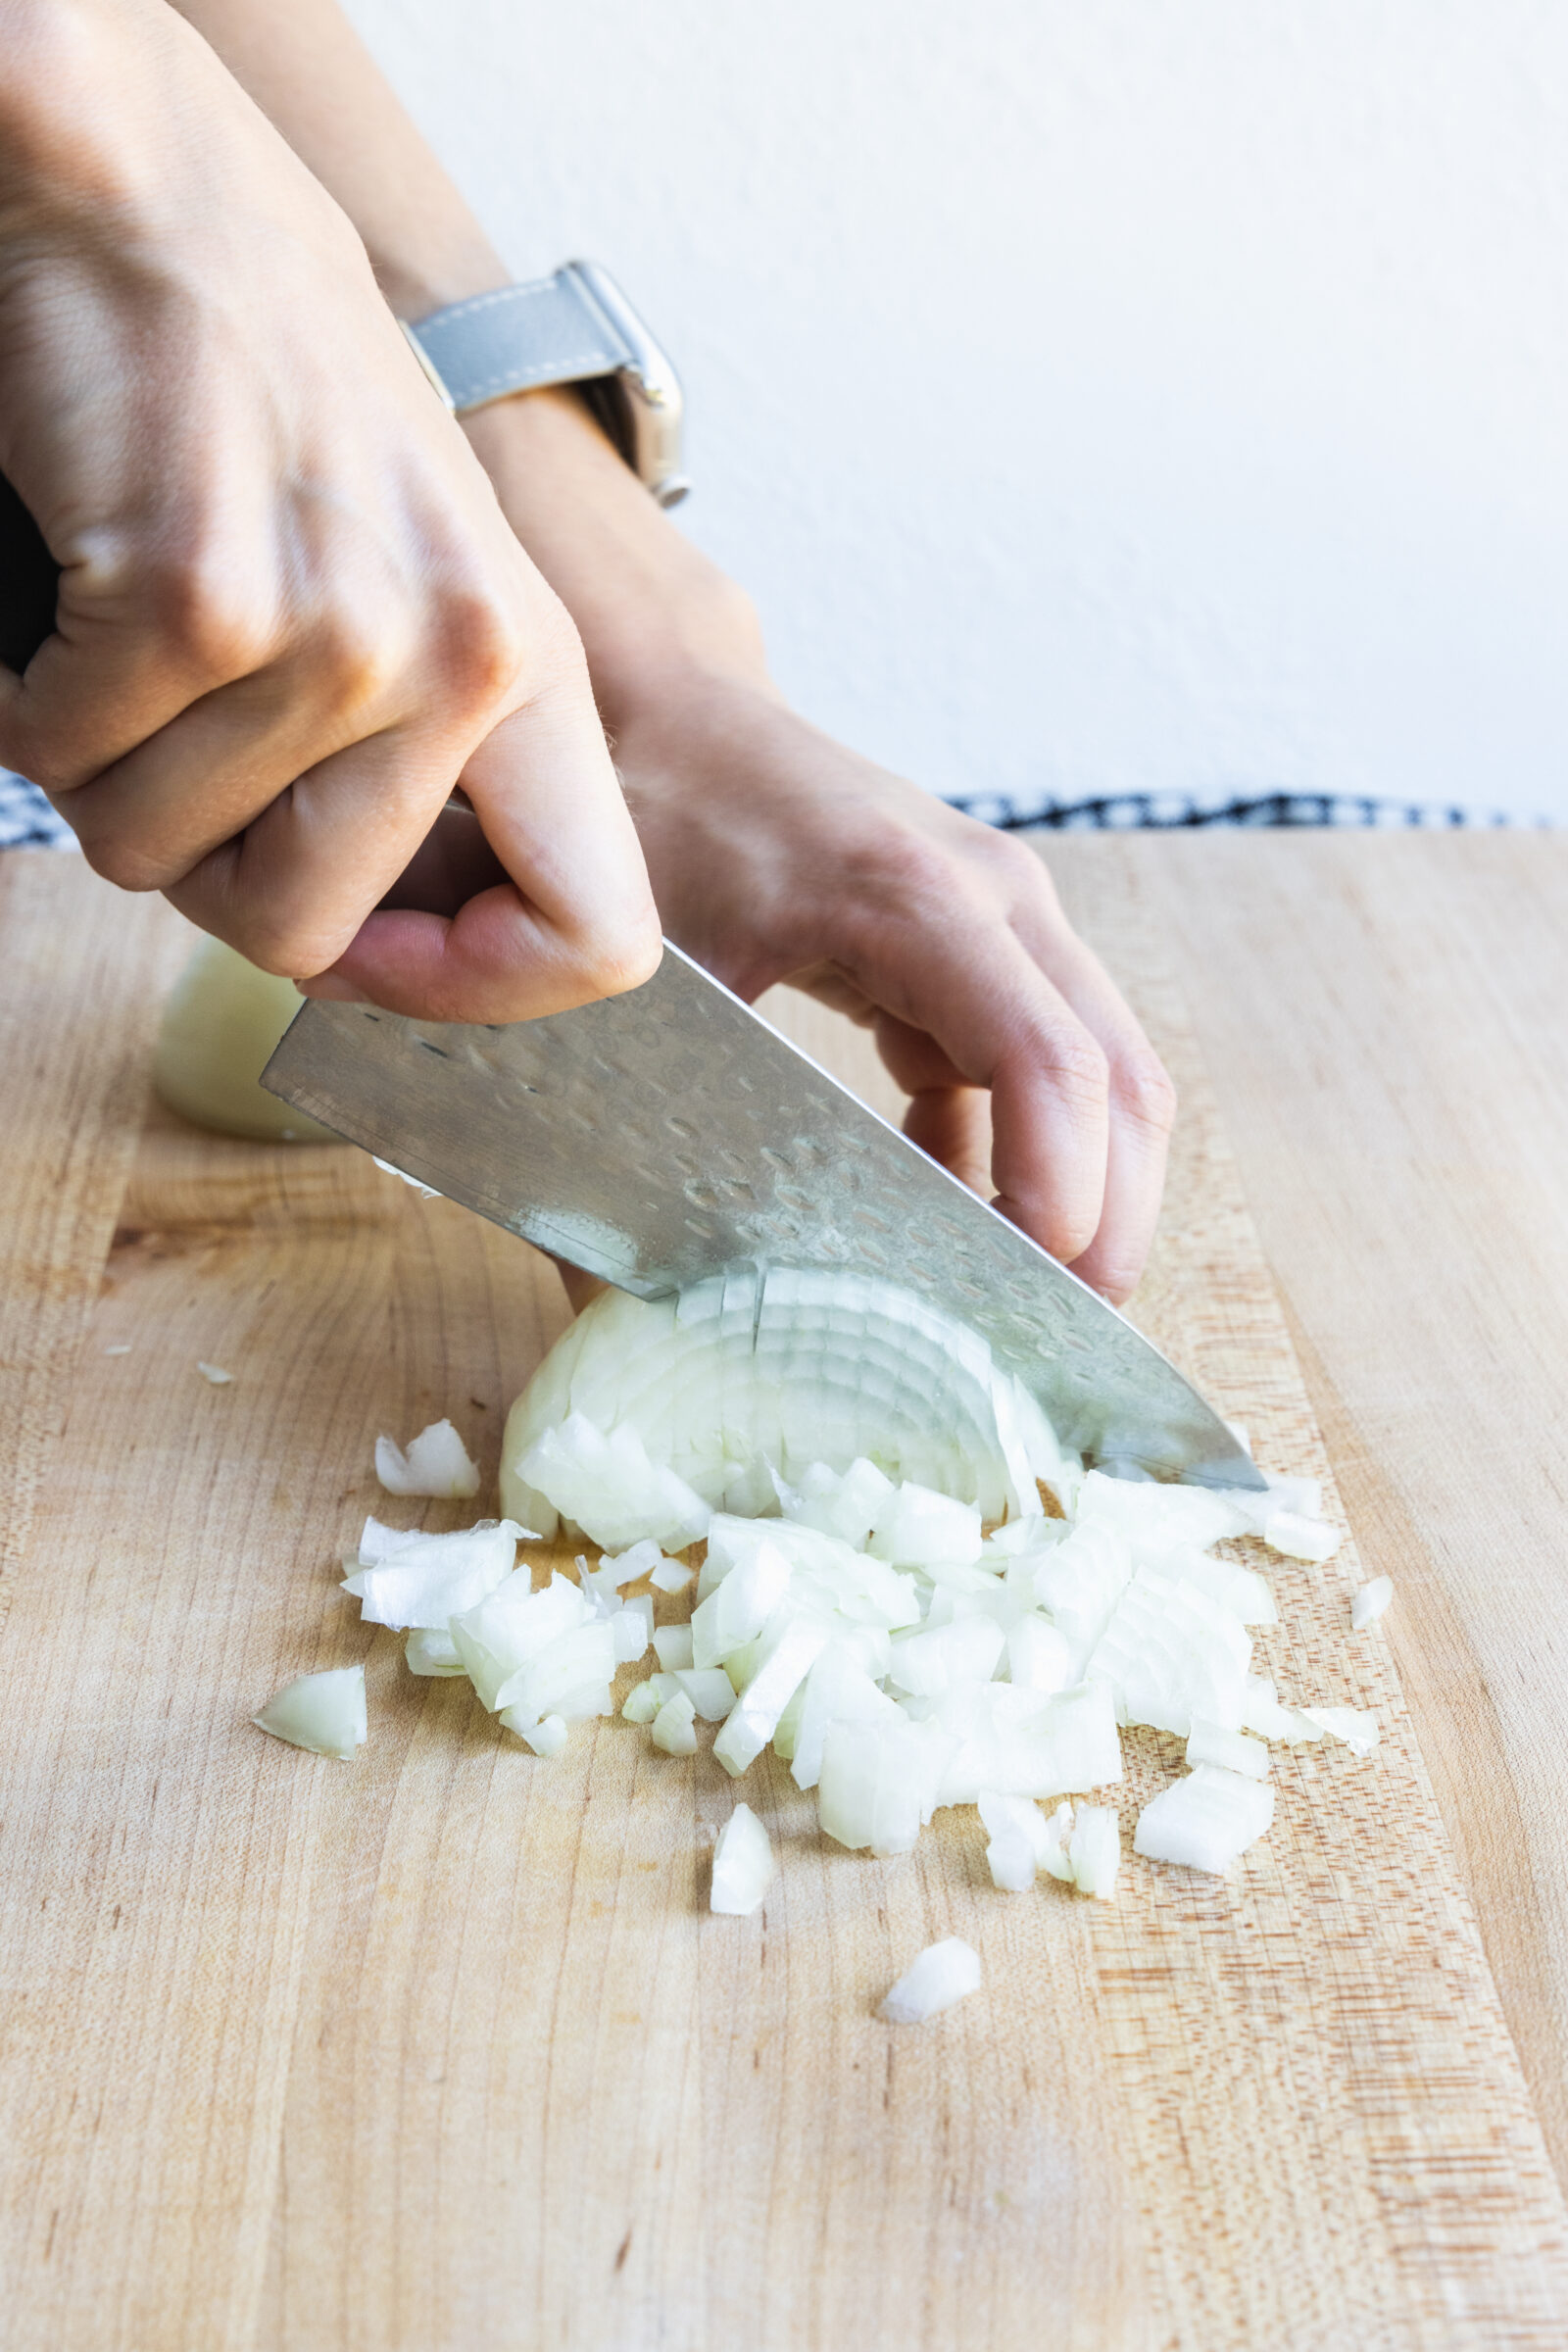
[935,1679,1121,1806]
[500,1707,568,1756]
[104,1343,132,1357]
[676,1666,738,1721]
[653,1625,695,1672]
[621,1678,663,1725]
[1239,1674,1297,1740]
[780,1455,896,1550]
[790,1648,900,1790]
[197,1361,234,1386]
[1134,1765,1276,1875]
[1262,1509,1340,1563]
[1350,1576,1394,1631]
[253,1664,367,1762]
[691,1540,793,1668]
[611,1596,654,1664]
[888,1615,1004,1698]
[651,1689,698,1755]
[1005,1617,1072,1694]
[819,1717,950,1856]
[710,1801,776,1914]
[451,1569,591,1711]
[493,1619,616,1724]
[1300,1704,1381,1757]
[1086,1569,1251,1737]
[651,1558,694,1594]
[344,1520,522,1631]
[1186,1717,1271,1780]
[375,1418,480,1499]
[714,1617,830,1776]
[602,1538,663,1587]
[978,1789,1053,1891]
[520,1411,710,1551]
[405,1628,466,1676]
[879,1937,982,2026]
[869,1482,983,1571]
[1068,1805,1121,1899]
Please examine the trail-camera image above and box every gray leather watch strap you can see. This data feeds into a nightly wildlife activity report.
[406,266,633,416]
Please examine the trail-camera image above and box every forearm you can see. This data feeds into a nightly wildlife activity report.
[168,0,504,316]
[166,0,770,724]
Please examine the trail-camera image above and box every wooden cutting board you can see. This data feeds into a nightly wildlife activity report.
[0,848,1563,2352]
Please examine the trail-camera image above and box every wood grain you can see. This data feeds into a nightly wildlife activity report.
[1087,831,1568,2191]
[0,849,1563,2349]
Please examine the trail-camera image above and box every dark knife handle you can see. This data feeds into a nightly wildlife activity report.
[0,471,61,674]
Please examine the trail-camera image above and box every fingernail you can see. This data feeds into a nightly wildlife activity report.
[296,973,369,1004]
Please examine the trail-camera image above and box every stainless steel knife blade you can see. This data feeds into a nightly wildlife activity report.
[263,943,1261,1488]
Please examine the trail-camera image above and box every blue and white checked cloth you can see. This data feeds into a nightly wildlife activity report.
[0,766,1539,850]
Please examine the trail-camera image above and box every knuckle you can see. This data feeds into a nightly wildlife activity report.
[311,606,393,711]
[78,829,174,894]
[578,906,663,1001]
[432,585,533,709]
[1114,1046,1178,1136]
[146,556,273,682]
[1035,1026,1110,1107]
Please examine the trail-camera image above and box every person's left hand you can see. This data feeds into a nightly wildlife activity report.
[464,391,1177,1305]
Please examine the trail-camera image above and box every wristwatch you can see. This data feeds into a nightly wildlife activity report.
[402,261,690,508]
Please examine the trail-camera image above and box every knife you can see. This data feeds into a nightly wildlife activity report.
[263,871,1260,1487]
[0,469,1258,1487]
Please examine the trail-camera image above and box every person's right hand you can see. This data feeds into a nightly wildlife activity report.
[0,0,660,1021]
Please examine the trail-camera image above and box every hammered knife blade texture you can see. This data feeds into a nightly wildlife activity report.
[263,942,1261,1487]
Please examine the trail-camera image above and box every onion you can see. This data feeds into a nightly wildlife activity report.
[1086,1569,1251,1737]
[878,1937,982,2025]
[714,1617,830,1776]
[651,1688,698,1756]
[1350,1576,1394,1631]
[1260,1509,1340,1563]
[499,1267,1058,1530]
[343,1520,523,1631]
[1068,1805,1121,1899]
[1299,1704,1381,1757]
[674,1666,738,1722]
[253,1665,367,1762]
[451,1570,594,1712]
[197,1361,234,1386]
[376,1418,479,1500]
[932,1678,1121,1805]
[405,1628,466,1677]
[979,1789,1055,1890]
[819,1717,948,1856]
[1133,1765,1275,1874]
[519,1411,710,1552]
[1186,1716,1271,1780]
[710,1802,776,1914]
[273,1267,1386,1943]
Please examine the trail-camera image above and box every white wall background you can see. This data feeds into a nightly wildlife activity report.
[349,0,1568,820]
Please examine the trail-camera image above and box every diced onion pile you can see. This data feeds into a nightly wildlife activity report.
[260,1270,1389,1952]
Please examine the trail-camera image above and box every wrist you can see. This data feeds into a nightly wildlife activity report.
[461,386,777,734]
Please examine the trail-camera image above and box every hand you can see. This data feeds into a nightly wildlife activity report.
[465,396,1176,1302]
[0,0,659,1022]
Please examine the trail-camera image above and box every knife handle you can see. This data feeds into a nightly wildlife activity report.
[0,471,61,674]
